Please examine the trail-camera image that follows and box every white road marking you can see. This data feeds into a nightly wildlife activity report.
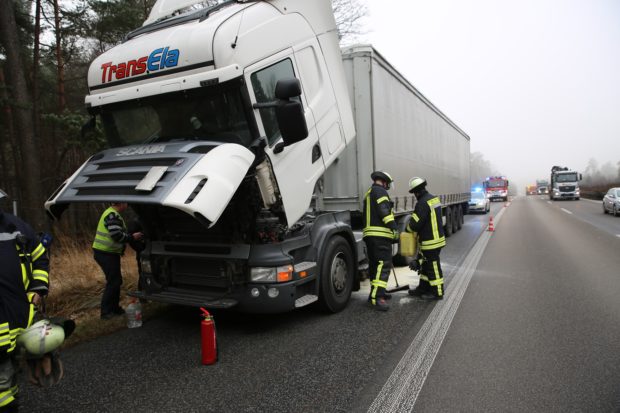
[547,201,552,204]
[367,207,507,413]
[581,198,601,204]
[561,208,573,215]
[616,234,620,238]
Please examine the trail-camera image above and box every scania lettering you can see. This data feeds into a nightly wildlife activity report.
[46,0,471,314]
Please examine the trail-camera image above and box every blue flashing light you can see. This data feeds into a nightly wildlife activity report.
[471,186,483,192]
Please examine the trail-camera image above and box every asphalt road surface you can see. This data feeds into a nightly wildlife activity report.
[22,198,620,412]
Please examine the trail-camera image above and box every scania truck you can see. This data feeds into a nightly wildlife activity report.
[45,0,470,314]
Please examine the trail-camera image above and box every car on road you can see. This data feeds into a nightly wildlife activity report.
[469,191,490,214]
[602,187,620,216]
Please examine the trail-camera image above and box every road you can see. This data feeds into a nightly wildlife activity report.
[21,198,620,412]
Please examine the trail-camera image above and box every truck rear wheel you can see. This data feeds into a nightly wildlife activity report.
[444,207,453,237]
[452,207,459,233]
[317,236,354,313]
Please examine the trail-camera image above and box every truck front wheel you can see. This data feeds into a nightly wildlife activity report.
[317,236,354,313]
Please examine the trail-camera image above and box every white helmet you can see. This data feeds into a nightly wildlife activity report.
[408,177,427,193]
[17,319,66,356]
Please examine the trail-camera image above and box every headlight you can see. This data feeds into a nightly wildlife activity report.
[250,265,293,282]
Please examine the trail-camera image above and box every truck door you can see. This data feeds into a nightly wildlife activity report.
[245,49,324,226]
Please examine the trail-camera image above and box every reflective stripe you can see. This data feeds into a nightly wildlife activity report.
[428,197,440,242]
[31,243,45,260]
[370,260,385,304]
[0,385,18,407]
[376,196,390,204]
[433,261,444,296]
[371,280,388,288]
[382,214,395,224]
[411,213,420,222]
[365,189,372,231]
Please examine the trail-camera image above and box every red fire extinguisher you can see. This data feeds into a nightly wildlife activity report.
[200,308,217,365]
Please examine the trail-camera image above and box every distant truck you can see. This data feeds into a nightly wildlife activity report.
[526,185,538,195]
[483,176,509,201]
[549,166,582,200]
[536,179,549,195]
[45,0,470,314]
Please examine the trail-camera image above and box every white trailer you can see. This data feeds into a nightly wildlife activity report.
[324,46,470,244]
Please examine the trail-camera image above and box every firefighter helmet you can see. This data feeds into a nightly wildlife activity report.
[17,319,66,356]
[371,171,394,189]
[408,177,427,193]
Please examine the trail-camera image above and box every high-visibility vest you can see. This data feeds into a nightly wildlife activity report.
[92,207,126,254]
[363,184,397,239]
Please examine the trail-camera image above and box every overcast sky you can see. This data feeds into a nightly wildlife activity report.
[361,0,620,189]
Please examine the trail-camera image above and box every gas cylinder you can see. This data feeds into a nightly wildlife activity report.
[200,308,217,365]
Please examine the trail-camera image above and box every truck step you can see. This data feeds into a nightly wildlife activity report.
[295,294,318,308]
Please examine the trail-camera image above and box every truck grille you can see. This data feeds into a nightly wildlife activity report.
[559,186,575,192]
[76,157,183,197]
[171,258,230,290]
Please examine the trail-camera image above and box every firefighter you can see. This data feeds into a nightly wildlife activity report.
[363,171,399,311]
[93,203,143,320]
[0,189,49,411]
[406,177,446,300]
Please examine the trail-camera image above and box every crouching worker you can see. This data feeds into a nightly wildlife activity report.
[406,178,446,300]
[0,190,49,411]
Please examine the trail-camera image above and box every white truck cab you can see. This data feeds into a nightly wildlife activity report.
[46,0,359,313]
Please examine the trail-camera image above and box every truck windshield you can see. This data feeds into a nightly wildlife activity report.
[97,81,255,148]
[486,181,506,188]
[556,173,577,182]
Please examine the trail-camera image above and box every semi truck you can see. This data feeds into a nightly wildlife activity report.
[45,0,470,314]
[526,185,537,195]
[483,176,509,201]
[536,179,549,195]
[549,166,581,200]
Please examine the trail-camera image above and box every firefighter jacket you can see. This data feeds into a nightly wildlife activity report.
[92,207,130,255]
[0,210,50,353]
[363,184,398,239]
[406,190,446,251]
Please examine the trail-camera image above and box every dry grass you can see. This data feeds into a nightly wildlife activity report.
[45,231,139,316]
[42,231,168,347]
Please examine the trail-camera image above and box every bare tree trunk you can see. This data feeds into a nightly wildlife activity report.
[0,0,46,227]
[0,70,23,201]
[32,0,42,135]
[52,0,66,112]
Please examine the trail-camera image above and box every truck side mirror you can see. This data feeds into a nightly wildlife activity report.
[274,78,308,152]
[579,173,583,181]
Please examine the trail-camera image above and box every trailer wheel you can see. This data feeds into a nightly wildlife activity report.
[451,207,458,233]
[456,205,463,230]
[444,207,453,237]
[317,236,354,313]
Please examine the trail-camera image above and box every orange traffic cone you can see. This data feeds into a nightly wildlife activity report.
[488,216,495,232]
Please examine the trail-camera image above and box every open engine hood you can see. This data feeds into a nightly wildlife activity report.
[45,142,255,227]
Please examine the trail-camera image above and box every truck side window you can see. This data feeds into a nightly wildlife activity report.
[250,59,298,146]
